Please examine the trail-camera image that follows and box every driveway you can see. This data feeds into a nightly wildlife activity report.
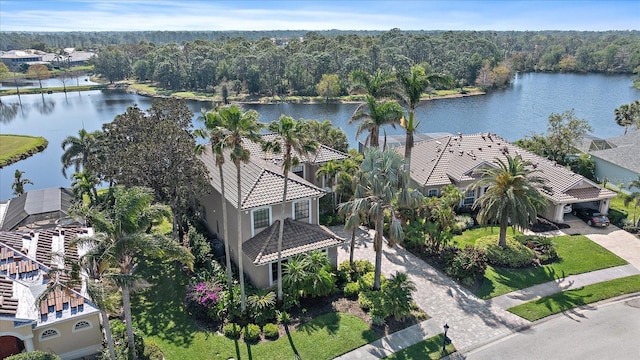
[561,216,640,270]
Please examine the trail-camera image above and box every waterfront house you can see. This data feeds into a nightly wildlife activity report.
[197,141,345,289]
[400,133,616,223]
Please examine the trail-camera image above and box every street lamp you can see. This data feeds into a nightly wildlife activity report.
[442,323,450,352]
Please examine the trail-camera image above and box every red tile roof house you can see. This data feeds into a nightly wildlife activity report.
[0,228,102,359]
[197,135,347,289]
[398,133,616,224]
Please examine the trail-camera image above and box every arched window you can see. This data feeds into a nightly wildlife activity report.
[39,328,60,341]
[73,320,93,333]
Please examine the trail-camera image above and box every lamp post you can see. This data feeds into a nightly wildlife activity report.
[442,323,450,352]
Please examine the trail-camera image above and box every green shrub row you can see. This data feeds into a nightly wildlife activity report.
[442,245,488,285]
[475,235,536,268]
[223,322,280,341]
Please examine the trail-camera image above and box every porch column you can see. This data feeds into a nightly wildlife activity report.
[599,199,610,214]
[24,336,35,352]
[554,204,564,223]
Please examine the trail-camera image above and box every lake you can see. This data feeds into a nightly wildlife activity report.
[1,73,638,200]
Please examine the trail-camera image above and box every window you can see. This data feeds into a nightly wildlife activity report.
[73,320,93,333]
[252,207,271,235]
[427,189,439,197]
[270,259,288,286]
[40,328,60,341]
[293,200,310,221]
[292,164,304,178]
[463,189,476,206]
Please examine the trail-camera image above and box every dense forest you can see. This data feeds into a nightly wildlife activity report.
[3,30,639,96]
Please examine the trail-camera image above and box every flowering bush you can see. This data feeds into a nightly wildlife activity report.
[184,281,223,320]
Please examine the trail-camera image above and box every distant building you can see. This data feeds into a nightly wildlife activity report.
[579,131,640,191]
[0,50,44,67]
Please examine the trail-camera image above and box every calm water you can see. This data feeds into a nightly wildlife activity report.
[1,73,638,200]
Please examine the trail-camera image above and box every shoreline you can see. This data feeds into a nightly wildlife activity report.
[0,135,49,168]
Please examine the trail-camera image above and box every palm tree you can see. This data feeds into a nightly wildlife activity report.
[622,176,640,226]
[349,95,404,148]
[349,69,397,99]
[195,108,234,308]
[11,169,33,195]
[471,155,548,248]
[315,159,342,206]
[71,170,100,204]
[339,148,407,290]
[61,128,101,178]
[263,116,318,301]
[395,65,452,174]
[614,100,640,135]
[79,186,193,359]
[215,105,263,311]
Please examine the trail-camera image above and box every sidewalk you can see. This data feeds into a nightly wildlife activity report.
[331,225,640,359]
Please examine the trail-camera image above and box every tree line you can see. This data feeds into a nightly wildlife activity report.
[56,30,640,96]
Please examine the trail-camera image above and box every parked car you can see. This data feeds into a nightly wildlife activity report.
[563,204,573,214]
[573,208,610,227]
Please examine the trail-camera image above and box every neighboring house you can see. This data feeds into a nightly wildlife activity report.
[1,188,74,232]
[0,228,102,360]
[0,50,44,67]
[197,143,345,289]
[583,131,640,191]
[400,133,616,223]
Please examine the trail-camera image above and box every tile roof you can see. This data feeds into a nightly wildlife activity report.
[589,131,640,174]
[198,145,325,210]
[243,219,345,265]
[244,134,349,164]
[401,133,616,204]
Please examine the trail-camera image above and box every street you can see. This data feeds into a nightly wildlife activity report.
[463,295,640,359]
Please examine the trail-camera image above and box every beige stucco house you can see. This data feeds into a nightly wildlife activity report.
[400,133,617,223]
[0,228,102,359]
[197,135,347,289]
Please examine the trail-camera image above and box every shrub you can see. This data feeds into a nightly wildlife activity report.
[243,324,261,342]
[475,236,536,268]
[515,235,558,264]
[110,319,145,360]
[143,341,165,360]
[262,323,279,339]
[358,291,374,310]
[444,245,488,286]
[453,215,475,234]
[247,289,276,325]
[188,230,212,270]
[608,208,628,227]
[6,352,62,360]
[276,311,291,325]
[403,221,426,249]
[357,271,385,291]
[223,323,241,339]
[184,280,223,321]
[381,272,417,321]
[337,260,375,283]
[343,282,360,298]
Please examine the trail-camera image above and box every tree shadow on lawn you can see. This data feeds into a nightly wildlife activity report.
[478,265,566,299]
[532,288,597,322]
[131,260,198,347]
[298,311,341,335]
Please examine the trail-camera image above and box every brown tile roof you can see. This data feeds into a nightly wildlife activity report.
[243,219,345,265]
[245,134,349,164]
[0,276,19,316]
[198,145,325,210]
[401,133,616,204]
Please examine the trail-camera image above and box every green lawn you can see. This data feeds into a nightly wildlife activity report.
[451,226,520,248]
[508,275,640,321]
[133,262,379,360]
[0,134,48,167]
[384,334,456,360]
[476,235,627,299]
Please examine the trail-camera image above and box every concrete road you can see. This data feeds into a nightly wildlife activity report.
[463,296,640,360]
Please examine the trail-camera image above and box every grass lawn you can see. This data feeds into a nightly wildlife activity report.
[384,334,456,359]
[508,274,640,321]
[0,134,48,167]
[133,262,379,360]
[476,235,627,299]
[451,226,521,248]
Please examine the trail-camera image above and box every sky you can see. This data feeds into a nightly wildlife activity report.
[0,0,638,32]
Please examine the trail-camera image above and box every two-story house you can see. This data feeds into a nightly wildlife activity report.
[197,140,346,289]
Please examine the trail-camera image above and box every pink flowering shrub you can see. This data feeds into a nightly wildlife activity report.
[184,281,223,320]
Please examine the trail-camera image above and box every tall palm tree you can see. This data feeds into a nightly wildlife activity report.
[315,159,342,206]
[623,176,640,226]
[614,100,640,135]
[349,69,397,99]
[79,186,194,359]
[471,155,548,248]
[263,116,318,301]
[349,95,404,148]
[11,169,33,195]
[194,108,234,308]
[71,170,100,204]
[215,105,263,311]
[61,128,101,178]
[339,148,407,290]
[395,65,452,174]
